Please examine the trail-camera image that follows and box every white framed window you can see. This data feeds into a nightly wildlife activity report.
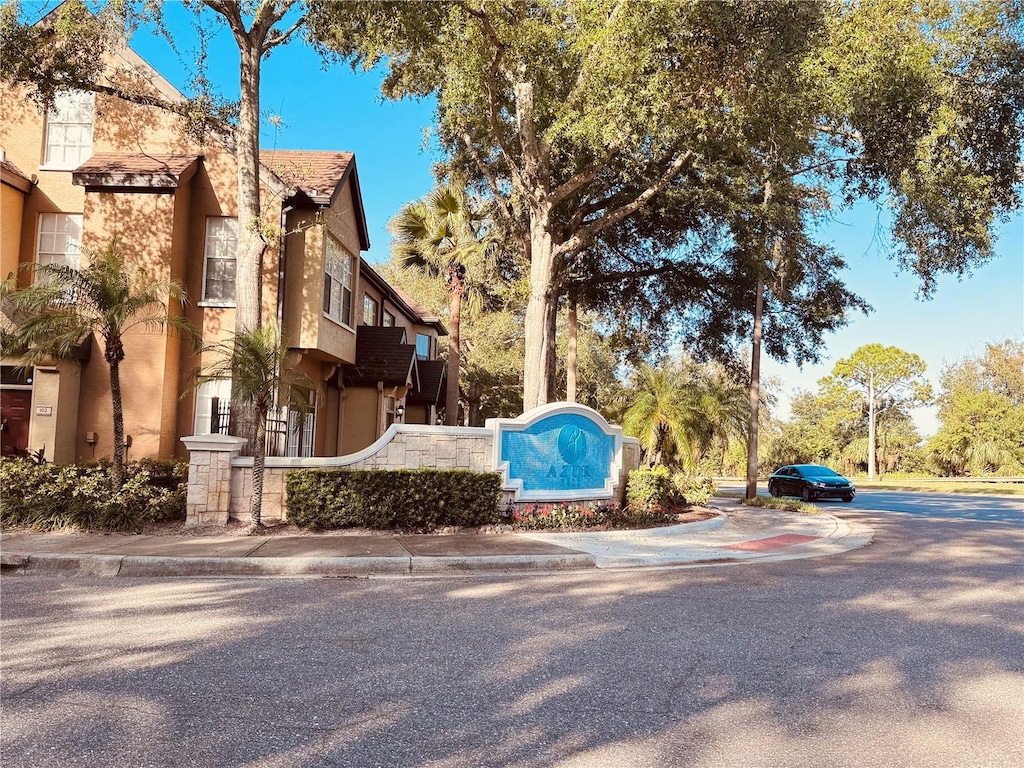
[193,379,232,435]
[363,294,378,326]
[202,217,237,304]
[285,390,316,458]
[383,310,395,328]
[43,91,94,169]
[36,213,82,273]
[323,237,353,326]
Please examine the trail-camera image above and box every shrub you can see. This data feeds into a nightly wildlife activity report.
[671,474,716,506]
[285,469,502,531]
[625,465,675,510]
[0,458,187,531]
[626,466,716,510]
[511,501,679,531]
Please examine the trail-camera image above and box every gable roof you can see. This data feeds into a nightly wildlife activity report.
[358,261,449,335]
[261,150,370,250]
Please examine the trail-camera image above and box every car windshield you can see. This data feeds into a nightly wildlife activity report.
[797,465,841,478]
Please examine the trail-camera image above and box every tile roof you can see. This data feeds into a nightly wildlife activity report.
[391,286,447,334]
[0,156,34,193]
[72,153,201,188]
[259,150,354,205]
[261,150,370,250]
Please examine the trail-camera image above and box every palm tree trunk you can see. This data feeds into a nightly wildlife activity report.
[250,406,267,529]
[445,273,463,426]
[108,353,126,491]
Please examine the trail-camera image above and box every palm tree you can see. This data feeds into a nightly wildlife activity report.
[5,239,196,490]
[390,184,492,426]
[689,363,750,470]
[623,364,697,467]
[197,319,320,530]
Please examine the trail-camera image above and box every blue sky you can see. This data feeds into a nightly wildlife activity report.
[124,6,1023,435]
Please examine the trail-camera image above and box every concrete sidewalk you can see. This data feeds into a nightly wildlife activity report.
[0,500,873,578]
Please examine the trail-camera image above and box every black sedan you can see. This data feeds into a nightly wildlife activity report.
[767,464,856,502]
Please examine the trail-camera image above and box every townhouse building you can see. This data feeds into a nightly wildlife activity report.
[0,34,446,465]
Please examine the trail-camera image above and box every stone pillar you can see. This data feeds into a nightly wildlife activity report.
[181,435,247,527]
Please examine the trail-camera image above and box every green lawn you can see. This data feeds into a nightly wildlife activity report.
[717,477,1023,496]
[847,478,1023,496]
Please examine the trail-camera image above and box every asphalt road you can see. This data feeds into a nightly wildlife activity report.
[2,492,1022,767]
[717,482,1024,524]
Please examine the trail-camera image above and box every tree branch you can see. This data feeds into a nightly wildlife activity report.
[555,150,695,257]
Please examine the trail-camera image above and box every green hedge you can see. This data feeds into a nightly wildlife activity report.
[626,466,716,510]
[0,458,187,531]
[286,468,502,531]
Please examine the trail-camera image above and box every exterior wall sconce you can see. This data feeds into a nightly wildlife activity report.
[395,404,405,421]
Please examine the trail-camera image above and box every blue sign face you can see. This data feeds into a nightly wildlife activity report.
[497,410,617,498]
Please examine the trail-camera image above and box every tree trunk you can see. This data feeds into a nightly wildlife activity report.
[108,347,126,491]
[229,38,266,454]
[867,371,877,480]
[566,297,578,403]
[523,209,557,410]
[445,276,463,426]
[250,405,267,529]
[745,274,764,501]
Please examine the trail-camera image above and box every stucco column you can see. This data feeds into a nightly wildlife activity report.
[181,435,247,527]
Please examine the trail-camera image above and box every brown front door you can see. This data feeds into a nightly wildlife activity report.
[0,389,32,457]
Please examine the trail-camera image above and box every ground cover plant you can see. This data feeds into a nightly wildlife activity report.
[511,468,717,531]
[0,457,187,531]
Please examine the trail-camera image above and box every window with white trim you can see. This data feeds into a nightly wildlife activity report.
[363,294,378,326]
[36,213,82,272]
[383,310,395,328]
[193,379,232,435]
[285,390,316,458]
[323,237,353,326]
[43,91,94,169]
[202,217,237,304]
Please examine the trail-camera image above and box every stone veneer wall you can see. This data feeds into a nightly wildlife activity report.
[184,422,640,527]
[226,425,492,525]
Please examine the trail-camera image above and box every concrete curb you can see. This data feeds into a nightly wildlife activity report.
[0,510,874,578]
[1,552,600,578]
[409,553,597,573]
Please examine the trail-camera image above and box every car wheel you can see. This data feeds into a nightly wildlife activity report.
[768,483,780,497]
[842,494,854,503]
[801,486,813,502]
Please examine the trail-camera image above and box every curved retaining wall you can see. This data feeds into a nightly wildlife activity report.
[184,426,492,526]
[183,414,640,527]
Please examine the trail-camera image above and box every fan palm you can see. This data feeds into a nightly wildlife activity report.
[390,184,492,425]
[689,365,750,469]
[4,239,197,490]
[197,319,320,529]
[623,364,697,467]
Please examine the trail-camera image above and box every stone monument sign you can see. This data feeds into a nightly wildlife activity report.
[488,403,626,502]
